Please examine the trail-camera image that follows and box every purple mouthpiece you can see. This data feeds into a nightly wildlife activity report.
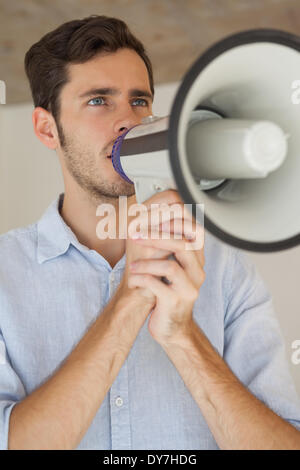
[111,127,137,184]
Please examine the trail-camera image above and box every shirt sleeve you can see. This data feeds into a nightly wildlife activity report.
[223,248,300,432]
[0,329,26,450]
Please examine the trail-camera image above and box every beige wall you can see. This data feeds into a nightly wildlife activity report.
[0,82,299,395]
[2,0,300,105]
[0,103,63,229]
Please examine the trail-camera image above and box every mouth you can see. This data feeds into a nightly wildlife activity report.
[106,154,112,159]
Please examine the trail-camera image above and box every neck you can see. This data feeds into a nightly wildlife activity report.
[60,186,137,269]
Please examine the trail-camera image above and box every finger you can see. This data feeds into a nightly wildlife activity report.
[129,258,195,292]
[127,238,173,260]
[143,189,183,209]
[128,273,170,298]
[157,217,204,243]
[128,201,196,238]
[131,230,204,253]
[128,203,184,236]
[148,215,205,267]
[132,229,205,284]
[174,248,206,290]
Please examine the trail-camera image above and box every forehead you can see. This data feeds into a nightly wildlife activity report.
[64,48,151,96]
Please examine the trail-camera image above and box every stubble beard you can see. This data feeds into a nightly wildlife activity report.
[56,119,136,205]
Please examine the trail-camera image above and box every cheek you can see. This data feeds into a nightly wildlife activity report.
[84,112,111,138]
[72,116,108,149]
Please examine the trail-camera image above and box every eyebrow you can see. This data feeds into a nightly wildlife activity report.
[79,87,153,101]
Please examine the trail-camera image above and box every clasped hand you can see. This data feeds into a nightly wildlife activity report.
[127,190,205,346]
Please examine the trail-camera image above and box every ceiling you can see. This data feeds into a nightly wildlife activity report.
[0,0,299,104]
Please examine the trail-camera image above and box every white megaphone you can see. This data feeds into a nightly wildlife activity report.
[111,29,300,253]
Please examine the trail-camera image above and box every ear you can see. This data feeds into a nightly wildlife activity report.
[32,107,60,150]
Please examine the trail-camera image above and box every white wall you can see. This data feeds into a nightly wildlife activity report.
[0,103,63,230]
[0,82,299,395]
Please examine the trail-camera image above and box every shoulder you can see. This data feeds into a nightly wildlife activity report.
[0,222,37,246]
[0,223,38,268]
[0,224,41,316]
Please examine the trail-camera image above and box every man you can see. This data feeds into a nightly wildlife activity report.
[0,15,300,450]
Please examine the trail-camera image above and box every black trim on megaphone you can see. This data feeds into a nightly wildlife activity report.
[120,130,168,156]
[168,28,300,253]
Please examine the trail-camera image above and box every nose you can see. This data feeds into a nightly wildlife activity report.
[113,106,141,136]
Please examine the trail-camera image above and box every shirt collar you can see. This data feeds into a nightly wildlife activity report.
[37,193,126,271]
[37,193,70,264]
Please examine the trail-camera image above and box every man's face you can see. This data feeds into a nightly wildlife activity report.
[56,48,153,201]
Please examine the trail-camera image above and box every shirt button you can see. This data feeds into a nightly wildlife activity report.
[115,396,123,407]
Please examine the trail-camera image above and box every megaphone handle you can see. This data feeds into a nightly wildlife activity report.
[160,253,177,285]
[134,177,177,205]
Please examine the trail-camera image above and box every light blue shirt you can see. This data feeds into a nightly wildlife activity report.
[0,193,300,450]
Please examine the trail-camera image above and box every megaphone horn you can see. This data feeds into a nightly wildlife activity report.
[112,29,300,253]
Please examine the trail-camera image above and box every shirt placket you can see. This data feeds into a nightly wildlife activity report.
[108,270,132,450]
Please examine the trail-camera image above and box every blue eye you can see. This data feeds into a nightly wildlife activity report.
[88,97,105,106]
[132,98,148,107]
[87,97,149,107]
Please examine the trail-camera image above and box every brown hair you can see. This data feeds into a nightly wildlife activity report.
[24,15,154,126]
